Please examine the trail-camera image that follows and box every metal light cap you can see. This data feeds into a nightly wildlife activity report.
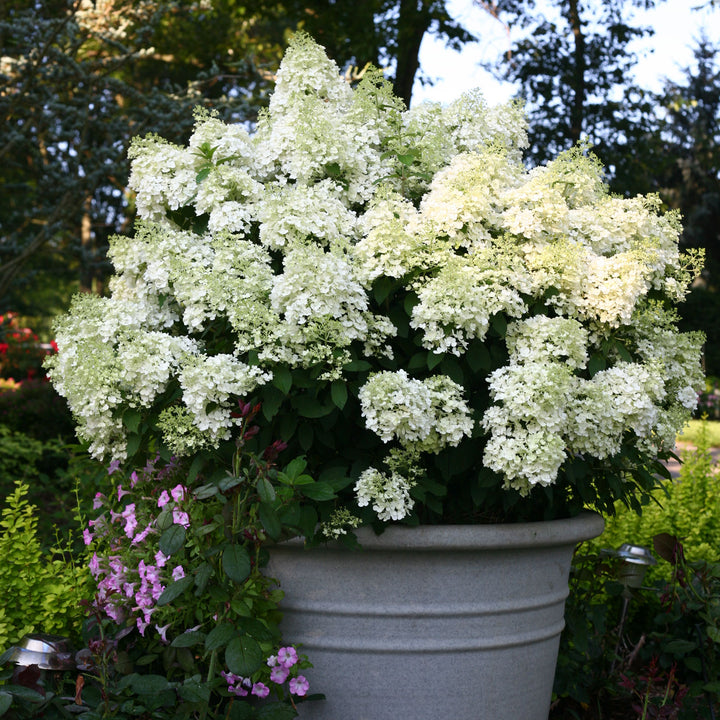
[615,543,657,566]
[6,634,74,670]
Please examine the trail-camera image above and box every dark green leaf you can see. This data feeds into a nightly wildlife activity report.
[225,636,263,676]
[236,617,274,642]
[0,692,11,716]
[196,167,212,183]
[298,424,314,450]
[299,481,336,501]
[178,679,211,704]
[159,524,186,556]
[171,630,206,648]
[491,313,507,337]
[126,432,141,458]
[187,454,206,483]
[157,575,194,606]
[257,476,276,503]
[427,352,443,370]
[259,502,282,541]
[588,354,606,377]
[272,366,293,395]
[261,386,284,420]
[330,381,348,409]
[663,639,697,655]
[293,395,335,418]
[123,408,141,433]
[256,703,299,720]
[222,544,251,584]
[205,623,238,651]
[129,674,171,695]
[466,342,490,372]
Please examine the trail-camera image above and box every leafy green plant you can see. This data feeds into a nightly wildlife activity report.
[592,420,720,581]
[0,481,91,651]
[552,538,720,719]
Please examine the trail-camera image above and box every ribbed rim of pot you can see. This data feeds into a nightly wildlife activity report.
[284,512,605,552]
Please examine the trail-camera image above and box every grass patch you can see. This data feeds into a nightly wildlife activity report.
[677,418,720,447]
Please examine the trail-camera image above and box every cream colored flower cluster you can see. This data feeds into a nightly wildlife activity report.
[47,34,703,520]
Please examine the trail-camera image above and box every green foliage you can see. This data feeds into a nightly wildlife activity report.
[590,420,720,581]
[0,482,91,651]
[0,381,75,443]
[553,539,720,719]
[69,409,318,718]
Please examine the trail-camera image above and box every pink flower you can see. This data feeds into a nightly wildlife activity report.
[92,492,106,510]
[129,471,139,488]
[132,524,154,545]
[172,565,185,581]
[157,490,171,508]
[155,550,168,568]
[107,460,120,475]
[136,617,149,636]
[251,682,270,699]
[270,665,289,684]
[170,484,185,502]
[122,503,137,538]
[289,676,309,697]
[278,646,298,669]
[173,509,190,528]
[117,485,132,501]
[155,624,170,643]
[83,528,93,546]
[266,654,278,667]
[89,553,101,577]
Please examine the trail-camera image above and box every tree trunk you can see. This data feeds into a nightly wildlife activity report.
[393,0,432,107]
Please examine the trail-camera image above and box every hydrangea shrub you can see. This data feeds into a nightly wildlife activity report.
[47,33,704,528]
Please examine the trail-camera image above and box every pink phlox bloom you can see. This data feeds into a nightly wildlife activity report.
[121,503,137,538]
[144,565,161,585]
[155,550,168,568]
[136,617,149,636]
[117,485,132,501]
[123,582,136,598]
[108,556,126,576]
[251,683,270,699]
[172,509,190,528]
[278,646,298,669]
[155,623,171,643]
[134,587,154,610]
[89,553,101,577]
[270,665,289,684]
[109,509,122,524]
[228,685,248,697]
[157,490,171,508]
[104,602,124,624]
[170,484,185,502]
[129,470,139,488]
[92,492,106,510]
[83,528,93,546]
[150,583,165,602]
[221,671,241,685]
[138,559,148,580]
[266,654,278,667]
[132,523,154,545]
[172,565,185,581]
[289,676,309,697]
[107,460,121,475]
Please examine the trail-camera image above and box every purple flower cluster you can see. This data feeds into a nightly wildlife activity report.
[220,646,309,700]
[86,458,190,636]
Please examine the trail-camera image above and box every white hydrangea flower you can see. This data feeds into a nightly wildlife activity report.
[505,316,588,370]
[178,354,272,443]
[354,467,415,521]
[410,254,527,355]
[128,137,198,221]
[257,179,358,250]
[359,370,473,452]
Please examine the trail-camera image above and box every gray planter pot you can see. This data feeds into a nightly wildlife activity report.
[267,512,604,720]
